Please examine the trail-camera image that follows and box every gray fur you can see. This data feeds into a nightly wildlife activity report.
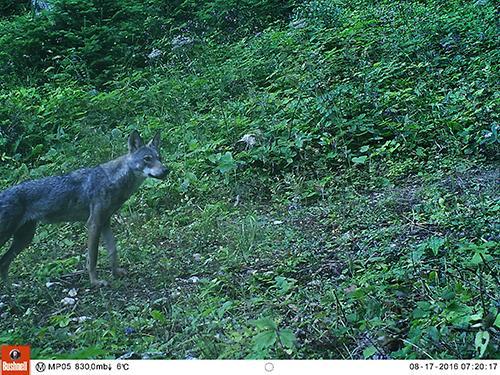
[0,130,167,287]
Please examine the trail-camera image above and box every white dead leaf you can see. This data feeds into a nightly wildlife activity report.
[46,281,59,288]
[238,134,256,149]
[171,35,193,49]
[234,194,241,206]
[147,48,163,59]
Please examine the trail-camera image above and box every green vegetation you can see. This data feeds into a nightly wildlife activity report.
[0,0,498,359]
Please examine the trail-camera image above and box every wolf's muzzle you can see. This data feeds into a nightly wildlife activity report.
[149,167,169,180]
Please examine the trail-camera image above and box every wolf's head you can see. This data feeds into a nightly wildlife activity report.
[127,130,168,180]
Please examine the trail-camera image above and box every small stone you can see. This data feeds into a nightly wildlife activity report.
[68,288,78,297]
[117,352,139,360]
[142,352,163,359]
[344,285,357,293]
[290,19,307,29]
[61,297,76,306]
[171,290,181,298]
[72,316,90,323]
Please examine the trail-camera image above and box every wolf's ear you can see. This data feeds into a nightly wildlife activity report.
[147,130,161,150]
[128,130,144,153]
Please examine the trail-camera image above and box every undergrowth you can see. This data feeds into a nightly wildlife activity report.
[0,0,498,359]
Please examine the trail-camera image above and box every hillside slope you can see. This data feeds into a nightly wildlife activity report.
[0,0,498,359]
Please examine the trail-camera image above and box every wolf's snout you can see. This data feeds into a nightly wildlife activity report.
[150,166,168,180]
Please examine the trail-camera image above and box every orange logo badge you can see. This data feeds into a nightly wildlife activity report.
[1,345,30,375]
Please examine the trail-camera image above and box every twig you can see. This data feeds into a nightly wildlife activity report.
[477,268,487,317]
[333,290,385,357]
[447,269,497,301]
[400,214,440,235]
[401,338,435,360]
[57,270,85,279]
[479,253,499,285]
[332,289,348,325]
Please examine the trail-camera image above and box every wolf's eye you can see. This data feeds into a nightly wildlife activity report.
[144,155,153,162]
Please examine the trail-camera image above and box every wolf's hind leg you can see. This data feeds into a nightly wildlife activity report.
[0,230,14,284]
[0,214,17,249]
[102,221,126,278]
[87,211,110,288]
[0,221,37,283]
[0,230,13,249]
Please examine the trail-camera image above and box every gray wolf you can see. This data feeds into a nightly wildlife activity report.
[0,130,167,287]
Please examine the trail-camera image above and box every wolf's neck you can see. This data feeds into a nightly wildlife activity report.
[101,156,145,191]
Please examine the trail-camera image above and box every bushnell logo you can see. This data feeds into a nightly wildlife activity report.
[9,350,21,361]
[1,345,30,375]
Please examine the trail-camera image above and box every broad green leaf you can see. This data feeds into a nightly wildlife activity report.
[411,245,425,262]
[278,329,296,349]
[59,316,70,328]
[428,237,444,256]
[440,289,455,300]
[416,301,430,310]
[469,250,493,266]
[412,308,428,319]
[415,147,425,157]
[352,155,367,164]
[474,331,490,358]
[362,345,377,359]
[150,310,166,323]
[217,301,233,318]
[253,330,277,352]
[429,271,438,283]
[275,276,293,295]
[251,318,277,331]
[427,326,439,341]
[218,152,236,174]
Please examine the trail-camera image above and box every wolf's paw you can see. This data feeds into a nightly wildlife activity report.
[91,279,109,288]
[113,267,127,278]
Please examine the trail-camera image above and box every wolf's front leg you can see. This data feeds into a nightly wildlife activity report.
[102,221,127,278]
[87,214,108,287]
